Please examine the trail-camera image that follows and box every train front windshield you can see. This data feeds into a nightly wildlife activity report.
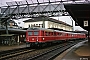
[28,31,32,36]
[34,31,39,35]
[28,31,39,36]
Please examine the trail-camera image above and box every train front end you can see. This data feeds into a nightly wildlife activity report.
[26,28,45,46]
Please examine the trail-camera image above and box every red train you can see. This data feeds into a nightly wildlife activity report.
[26,27,86,46]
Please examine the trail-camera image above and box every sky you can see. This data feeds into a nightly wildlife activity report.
[0,0,86,31]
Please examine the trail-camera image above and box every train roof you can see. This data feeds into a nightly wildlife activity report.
[49,28,86,34]
[27,27,54,32]
[27,27,86,35]
[27,27,45,30]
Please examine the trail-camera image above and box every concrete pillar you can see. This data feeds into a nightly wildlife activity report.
[17,35,19,45]
[0,7,1,26]
[6,20,9,34]
[42,17,45,28]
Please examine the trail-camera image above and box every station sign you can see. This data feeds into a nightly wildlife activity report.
[84,20,88,27]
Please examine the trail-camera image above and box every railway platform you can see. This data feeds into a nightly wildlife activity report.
[54,40,90,60]
[0,43,27,52]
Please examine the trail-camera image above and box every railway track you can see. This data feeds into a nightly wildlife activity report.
[0,47,36,60]
[0,40,85,60]
[27,41,76,60]
[27,40,84,60]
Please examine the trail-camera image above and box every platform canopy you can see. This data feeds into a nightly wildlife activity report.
[0,0,90,32]
[64,3,90,31]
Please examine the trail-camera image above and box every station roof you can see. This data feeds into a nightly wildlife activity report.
[23,15,72,27]
[64,3,90,31]
[0,28,26,34]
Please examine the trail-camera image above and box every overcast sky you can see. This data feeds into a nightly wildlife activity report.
[0,0,86,31]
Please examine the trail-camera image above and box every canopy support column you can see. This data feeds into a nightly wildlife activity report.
[88,31,90,45]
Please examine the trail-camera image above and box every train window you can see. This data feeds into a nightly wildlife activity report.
[28,31,32,35]
[62,34,66,36]
[49,32,51,36]
[55,32,57,36]
[57,33,60,36]
[49,32,53,36]
[51,32,53,36]
[59,33,62,36]
[54,32,57,36]
[53,32,55,36]
[34,31,39,35]
[45,32,49,36]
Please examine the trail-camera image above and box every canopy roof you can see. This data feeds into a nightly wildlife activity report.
[1,0,89,7]
[64,3,90,31]
[0,0,90,31]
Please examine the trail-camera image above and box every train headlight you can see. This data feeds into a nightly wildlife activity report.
[43,38,44,40]
[32,38,34,40]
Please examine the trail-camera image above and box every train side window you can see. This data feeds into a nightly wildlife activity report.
[54,32,56,36]
[45,32,48,36]
[68,34,70,36]
[48,32,50,36]
[56,32,58,36]
[62,33,66,36]
[69,34,71,36]
[49,32,52,36]
[49,32,53,36]
[28,31,32,35]
[57,33,60,36]
[51,32,53,36]
[59,33,62,36]
[66,34,68,36]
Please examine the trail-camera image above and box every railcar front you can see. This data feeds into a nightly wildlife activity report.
[26,28,47,46]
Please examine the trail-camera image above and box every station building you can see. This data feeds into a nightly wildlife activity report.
[24,16,73,31]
